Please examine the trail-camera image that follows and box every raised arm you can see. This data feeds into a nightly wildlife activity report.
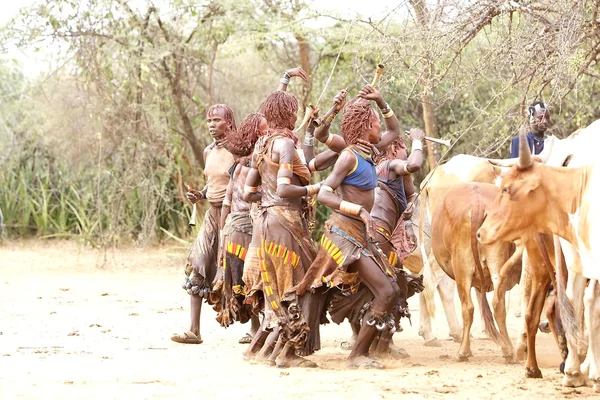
[357,85,401,150]
[303,106,320,164]
[278,67,308,92]
[243,153,262,203]
[388,129,425,175]
[314,89,348,153]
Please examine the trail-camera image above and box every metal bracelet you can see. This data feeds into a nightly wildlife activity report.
[379,102,390,113]
[382,109,395,119]
[412,139,423,152]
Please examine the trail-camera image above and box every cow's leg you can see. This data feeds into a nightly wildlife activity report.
[517,254,531,361]
[456,277,475,361]
[438,273,462,342]
[562,272,587,387]
[584,280,600,392]
[524,272,550,379]
[419,256,445,347]
[491,273,515,363]
[418,292,439,345]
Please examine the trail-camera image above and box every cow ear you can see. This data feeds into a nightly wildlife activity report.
[491,166,508,187]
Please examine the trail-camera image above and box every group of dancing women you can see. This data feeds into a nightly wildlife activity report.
[171,67,427,369]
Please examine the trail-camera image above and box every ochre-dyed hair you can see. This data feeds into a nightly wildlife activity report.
[207,104,237,131]
[260,91,298,131]
[341,98,375,146]
[375,138,406,164]
[226,113,264,158]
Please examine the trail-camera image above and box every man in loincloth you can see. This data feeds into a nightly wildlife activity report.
[296,85,417,369]
[241,89,324,368]
[210,112,269,344]
[171,104,236,345]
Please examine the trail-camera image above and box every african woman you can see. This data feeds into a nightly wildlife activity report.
[296,85,423,368]
[241,88,323,368]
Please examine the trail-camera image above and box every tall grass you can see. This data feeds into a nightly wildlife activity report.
[0,143,199,247]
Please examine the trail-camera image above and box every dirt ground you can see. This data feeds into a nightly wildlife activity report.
[0,240,595,399]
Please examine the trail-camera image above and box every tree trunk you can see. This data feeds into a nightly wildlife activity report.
[295,34,312,109]
[409,0,441,166]
[421,89,440,167]
[171,56,205,169]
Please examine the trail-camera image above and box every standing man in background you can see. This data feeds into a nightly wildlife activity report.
[509,101,550,157]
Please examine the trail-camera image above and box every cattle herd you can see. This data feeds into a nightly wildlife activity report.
[404,120,600,391]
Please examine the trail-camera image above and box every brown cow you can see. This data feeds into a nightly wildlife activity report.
[431,182,521,361]
[480,122,600,385]
[413,154,503,347]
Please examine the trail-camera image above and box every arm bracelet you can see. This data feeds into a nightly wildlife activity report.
[244,185,258,193]
[412,139,423,152]
[321,185,334,193]
[382,109,395,119]
[340,201,363,216]
[223,199,232,207]
[308,158,317,173]
[325,134,335,147]
[304,137,314,147]
[305,183,321,196]
[280,73,291,85]
[379,102,391,113]
[277,177,291,186]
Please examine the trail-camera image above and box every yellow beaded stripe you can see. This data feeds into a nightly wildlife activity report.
[260,240,300,268]
[232,285,246,295]
[257,246,278,310]
[320,235,345,265]
[388,251,398,268]
[226,241,248,261]
[375,226,392,240]
[279,163,293,170]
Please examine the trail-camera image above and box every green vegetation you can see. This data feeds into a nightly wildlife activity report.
[1,0,599,245]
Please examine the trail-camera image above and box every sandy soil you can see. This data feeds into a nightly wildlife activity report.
[0,240,595,399]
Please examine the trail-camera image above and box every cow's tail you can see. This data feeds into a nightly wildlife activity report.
[553,235,580,344]
[470,191,502,345]
[419,185,436,318]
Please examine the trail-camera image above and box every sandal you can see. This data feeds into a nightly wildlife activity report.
[340,341,354,351]
[238,333,253,344]
[275,355,318,368]
[346,356,384,369]
[170,330,203,344]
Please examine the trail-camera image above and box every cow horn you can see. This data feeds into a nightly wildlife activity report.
[536,135,555,163]
[517,125,532,169]
[487,158,517,167]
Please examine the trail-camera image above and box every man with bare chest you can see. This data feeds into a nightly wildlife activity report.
[171,104,236,345]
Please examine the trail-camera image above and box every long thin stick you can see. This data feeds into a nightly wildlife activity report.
[316,18,356,106]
